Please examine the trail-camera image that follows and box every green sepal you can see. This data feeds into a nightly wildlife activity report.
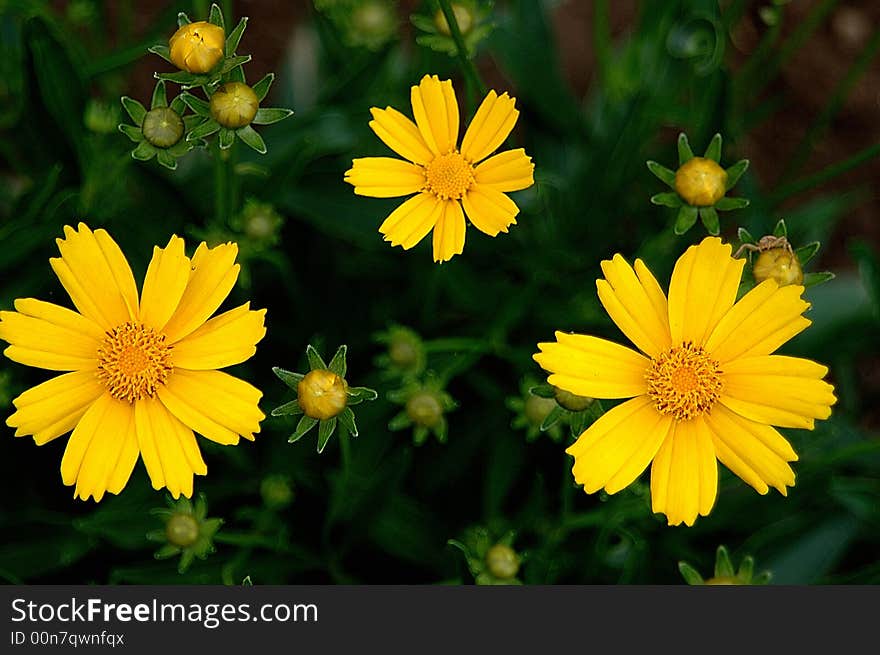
[737,556,755,583]
[182,92,211,117]
[120,96,146,125]
[306,345,327,370]
[226,17,248,54]
[154,544,181,560]
[388,412,411,431]
[148,44,172,63]
[540,405,564,432]
[131,140,156,161]
[156,150,177,170]
[220,55,251,75]
[773,218,788,238]
[434,417,448,444]
[715,546,735,578]
[715,197,749,211]
[270,399,303,417]
[219,127,235,149]
[703,133,722,162]
[208,3,225,30]
[413,425,430,445]
[803,271,835,288]
[227,64,246,83]
[178,550,195,574]
[188,118,220,141]
[252,108,293,125]
[155,70,204,86]
[272,366,304,390]
[529,384,555,399]
[796,242,821,265]
[673,205,698,234]
[752,572,773,585]
[650,192,682,208]
[169,139,195,156]
[237,125,266,154]
[737,227,756,244]
[252,73,274,102]
[725,159,749,190]
[151,80,168,108]
[118,123,142,142]
[678,562,704,585]
[346,386,378,405]
[700,206,720,235]
[289,415,317,443]
[646,160,676,188]
[677,132,694,165]
[568,409,591,436]
[316,417,337,453]
[328,345,347,377]
[338,407,358,437]
[177,12,191,27]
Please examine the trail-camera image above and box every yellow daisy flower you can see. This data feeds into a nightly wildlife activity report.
[533,237,836,527]
[344,74,535,262]
[0,223,266,502]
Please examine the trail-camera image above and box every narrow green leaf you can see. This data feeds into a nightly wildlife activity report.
[715,196,749,211]
[316,417,337,453]
[252,107,294,125]
[795,241,821,265]
[646,160,676,187]
[346,386,378,404]
[328,345,347,377]
[673,205,698,234]
[181,92,211,116]
[773,218,788,238]
[725,159,749,190]
[151,81,167,109]
[306,345,327,370]
[540,405,564,432]
[219,127,235,149]
[650,192,682,208]
[187,118,220,141]
[270,400,303,417]
[155,70,203,86]
[677,132,694,165]
[220,54,251,75]
[177,12,191,27]
[120,96,146,124]
[118,123,142,142]
[272,367,304,389]
[168,139,194,157]
[156,150,177,170]
[715,546,735,578]
[290,415,317,443]
[678,562,704,585]
[170,94,186,114]
[803,271,835,287]
[131,141,156,161]
[737,227,756,244]
[703,133,723,162]
[700,206,720,235]
[226,17,248,54]
[529,384,555,399]
[148,44,172,63]
[208,3,225,30]
[252,73,274,102]
[237,125,266,154]
[337,407,358,437]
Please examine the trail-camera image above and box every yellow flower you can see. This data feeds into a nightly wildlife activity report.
[533,237,836,527]
[344,74,535,262]
[169,21,225,74]
[0,223,266,502]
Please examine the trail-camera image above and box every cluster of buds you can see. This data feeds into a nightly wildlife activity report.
[147,494,223,573]
[411,1,494,56]
[120,3,293,168]
[448,526,524,585]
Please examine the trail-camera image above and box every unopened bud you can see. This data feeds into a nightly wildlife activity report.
[675,157,727,206]
[298,369,348,420]
[210,82,259,129]
[169,21,225,74]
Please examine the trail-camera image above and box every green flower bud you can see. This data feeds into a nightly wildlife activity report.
[141,107,184,148]
[554,387,594,412]
[485,544,520,580]
[406,391,444,428]
[165,513,200,547]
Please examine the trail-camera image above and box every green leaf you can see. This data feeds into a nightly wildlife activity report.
[270,400,302,417]
[177,12,191,27]
[678,562,704,585]
[148,44,172,63]
[219,127,235,149]
[236,125,267,154]
[413,425,430,445]
[118,123,142,142]
[646,160,676,188]
[715,196,749,211]
[151,80,167,108]
[272,366,304,389]
[156,150,177,170]
[228,64,246,83]
[131,141,156,161]
[220,54,251,75]
[388,412,411,431]
[650,192,682,208]
[120,96,146,125]
[714,546,735,578]
[169,139,195,156]
[725,159,749,190]
[346,386,378,405]
[737,227,756,244]
[182,92,211,116]
[252,107,294,125]
[700,206,720,235]
[803,271,835,288]
[252,73,274,102]
[317,417,337,453]
[170,94,186,115]
[208,3,225,30]
[529,384,555,399]
[328,345,347,377]
[540,405,564,431]
[155,70,203,86]
[306,345,327,370]
[677,132,694,165]
[673,205,698,234]
[226,17,248,54]
[338,407,358,437]
[289,415,317,443]
[187,118,220,141]
[703,133,722,162]
[773,218,788,238]
[796,241,821,265]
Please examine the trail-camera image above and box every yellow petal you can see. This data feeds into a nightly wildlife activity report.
[379,193,442,250]
[533,331,649,399]
[650,417,717,526]
[7,370,105,445]
[704,404,796,496]
[161,242,240,344]
[566,395,672,494]
[369,106,434,165]
[173,302,266,370]
[432,199,466,263]
[0,298,102,371]
[344,157,426,198]
[460,90,519,164]
[139,236,191,332]
[106,420,140,496]
[473,148,534,192]
[49,223,138,329]
[704,280,811,363]
[667,237,744,347]
[157,369,263,445]
[410,75,459,155]
[461,184,519,236]
[136,397,206,499]
[598,254,672,357]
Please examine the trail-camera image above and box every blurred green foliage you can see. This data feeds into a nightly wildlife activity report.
[1,0,879,585]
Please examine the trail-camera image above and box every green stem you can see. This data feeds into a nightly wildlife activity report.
[436,0,486,103]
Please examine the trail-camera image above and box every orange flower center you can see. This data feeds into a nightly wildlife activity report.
[646,342,722,421]
[97,322,173,402]
[424,151,474,200]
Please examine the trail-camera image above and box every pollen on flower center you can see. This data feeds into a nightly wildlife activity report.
[423,151,475,200]
[97,322,173,402]
[645,342,722,421]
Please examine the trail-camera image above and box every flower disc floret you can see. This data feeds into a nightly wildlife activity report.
[646,342,722,421]
[97,322,173,402]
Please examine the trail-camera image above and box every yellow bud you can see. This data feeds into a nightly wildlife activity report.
[753,247,804,287]
[554,387,594,412]
[674,157,728,206]
[141,107,184,148]
[165,513,200,547]
[406,391,444,428]
[298,370,348,420]
[210,82,259,129]
[485,544,520,579]
[169,21,225,74]
[434,3,474,36]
